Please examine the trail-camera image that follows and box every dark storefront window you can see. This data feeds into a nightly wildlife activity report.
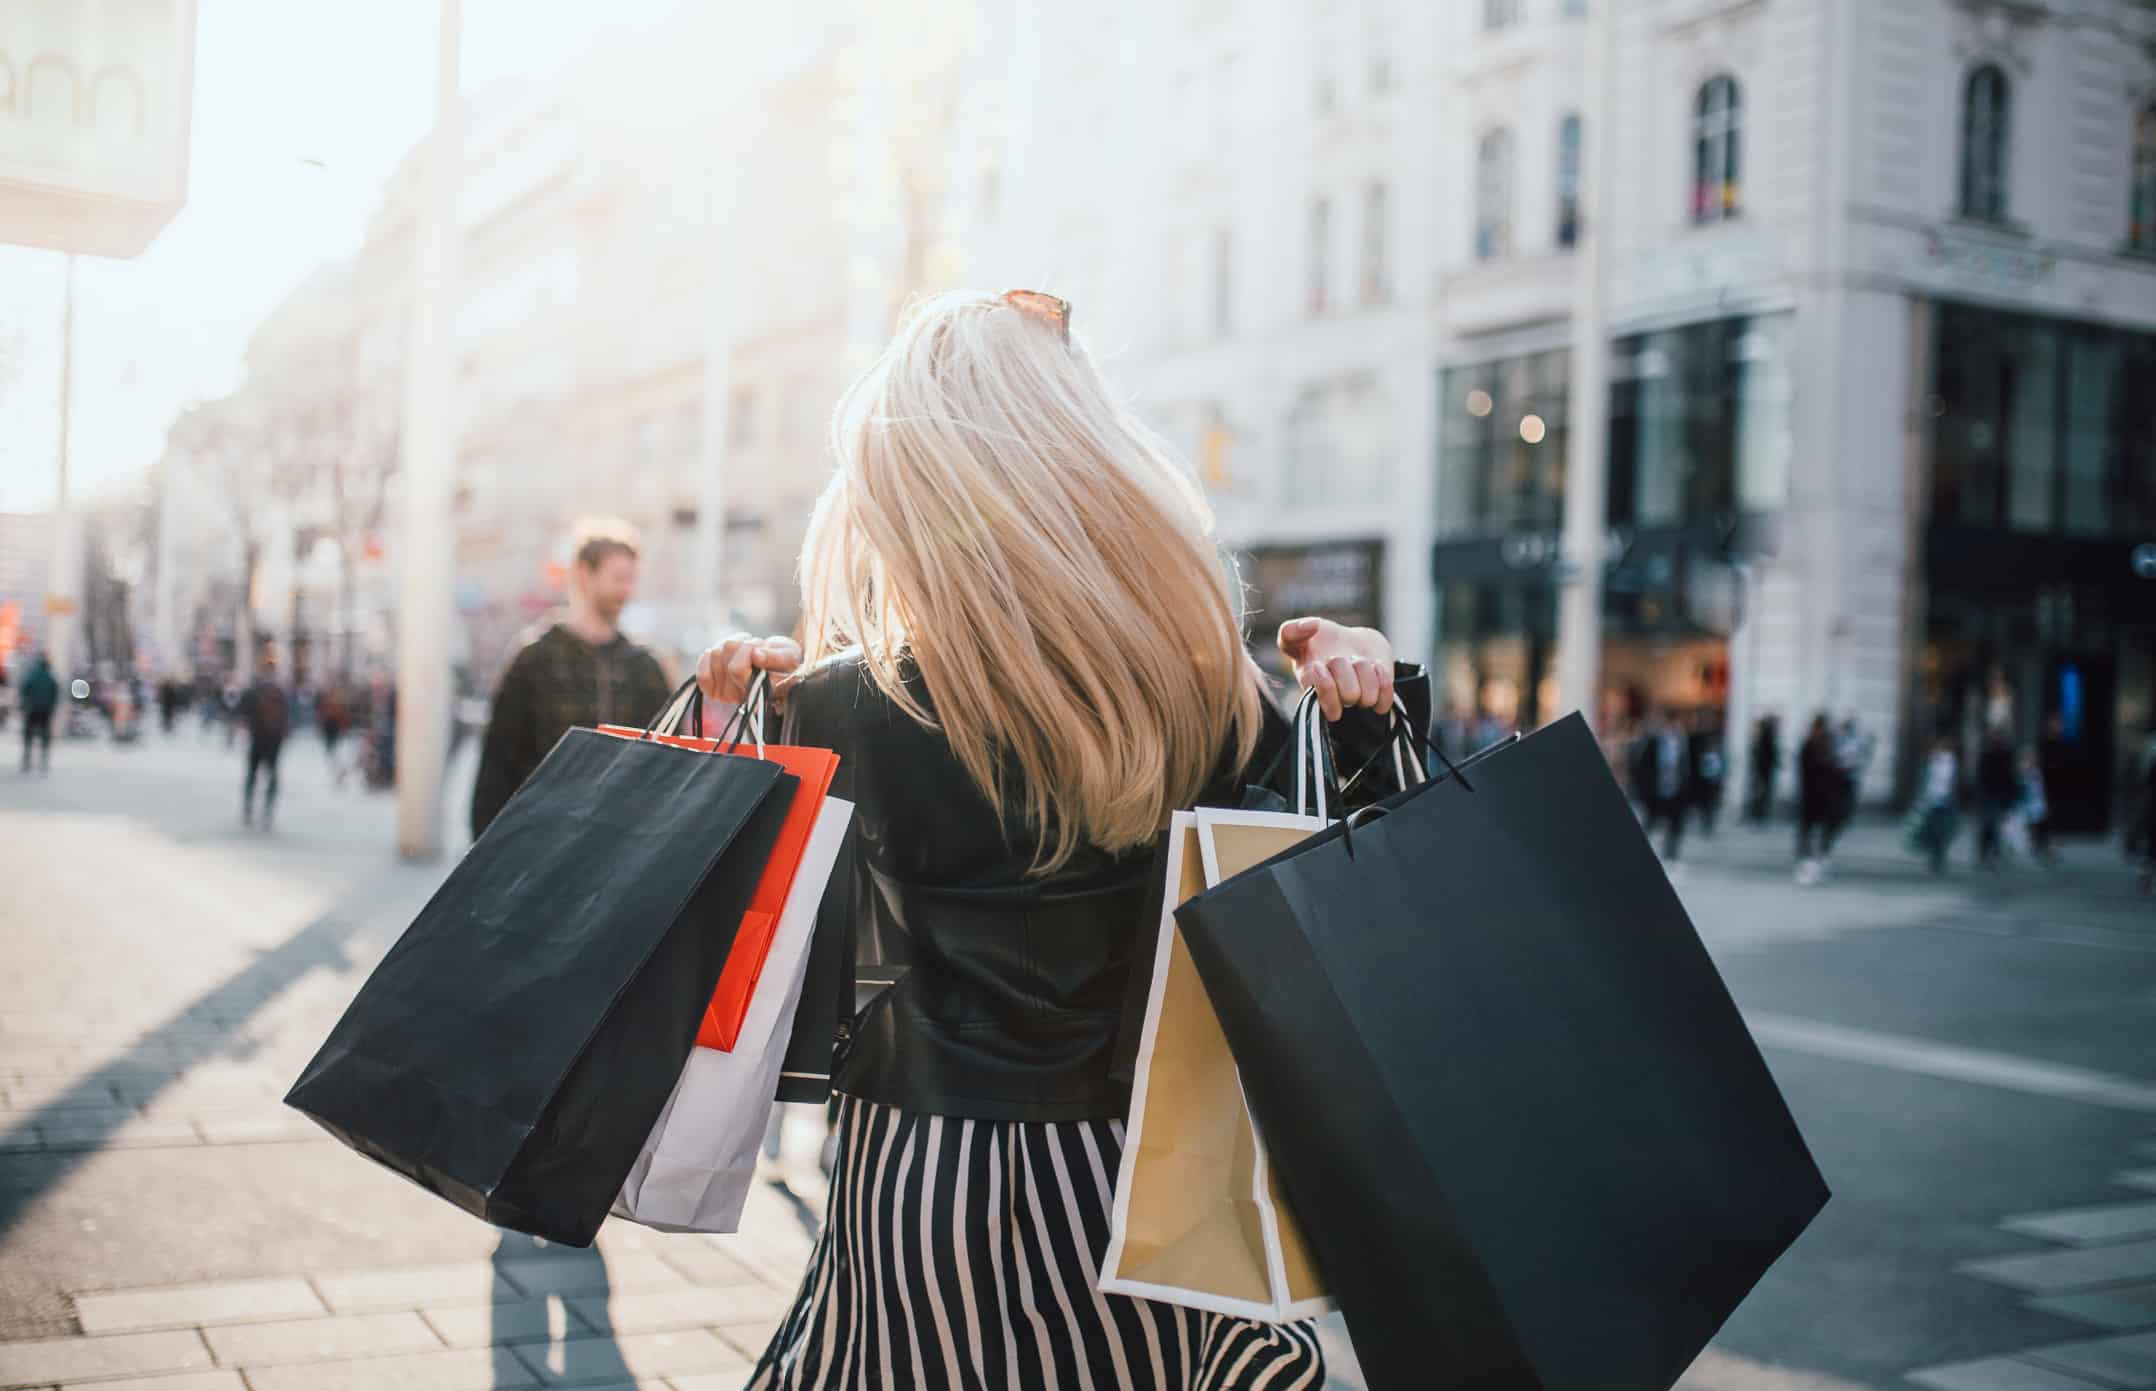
[1607,315,1791,530]
[1437,349,1569,539]
[1931,302,2156,538]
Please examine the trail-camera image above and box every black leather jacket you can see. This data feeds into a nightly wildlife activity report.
[775,653,1434,1123]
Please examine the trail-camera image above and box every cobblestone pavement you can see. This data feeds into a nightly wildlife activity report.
[2,733,2153,1389]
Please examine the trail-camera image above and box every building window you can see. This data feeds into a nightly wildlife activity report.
[1607,316,1792,530]
[1693,75,1742,224]
[1959,64,2011,224]
[1556,113,1583,249]
[1307,196,1330,315]
[1314,74,1336,115]
[1362,182,1389,303]
[2130,106,2156,252]
[1483,0,1519,31]
[1475,128,1514,260]
[1563,0,1588,14]
[1929,302,2156,538]
[1211,226,1234,336]
[1438,351,1571,539]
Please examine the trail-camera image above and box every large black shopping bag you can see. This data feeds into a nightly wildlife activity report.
[1175,713,1827,1391]
[285,723,796,1247]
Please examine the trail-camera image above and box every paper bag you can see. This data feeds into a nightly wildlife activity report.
[1098,808,1334,1321]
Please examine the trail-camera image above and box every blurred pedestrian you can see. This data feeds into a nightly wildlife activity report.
[1831,713,1875,843]
[317,684,349,770]
[1915,737,1960,875]
[156,676,184,734]
[1746,713,1781,823]
[17,652,58,775]
[1689,710,1727,837]
[238,649,291,830]
[1631,708,1691,866]
[470,518,672,839]
[1795,714,1841,884]
[1975,726,2018,870]
[2016,746,2054,866]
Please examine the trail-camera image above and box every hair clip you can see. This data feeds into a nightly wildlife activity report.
[1002,289,1071,344]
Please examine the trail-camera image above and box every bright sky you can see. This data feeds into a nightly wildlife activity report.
[0,0,687,513]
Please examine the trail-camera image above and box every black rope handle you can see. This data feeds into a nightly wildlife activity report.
[712,669,771,751]
[1340,707,1477,802]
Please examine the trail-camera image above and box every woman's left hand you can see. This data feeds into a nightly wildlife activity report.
[1278,617,1395,721]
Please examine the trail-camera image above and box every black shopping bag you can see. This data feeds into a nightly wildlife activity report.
[1175,713,1827,1391]
[286,724,795,1247]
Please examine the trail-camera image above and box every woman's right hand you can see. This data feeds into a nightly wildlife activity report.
[695,633,803,706]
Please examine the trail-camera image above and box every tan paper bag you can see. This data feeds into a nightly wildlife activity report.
[1099,808,1334,1321]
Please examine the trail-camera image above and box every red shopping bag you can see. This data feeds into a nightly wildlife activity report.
[600,683,838,1051]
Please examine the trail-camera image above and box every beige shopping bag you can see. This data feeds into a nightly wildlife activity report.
[1099,808,1333,1321]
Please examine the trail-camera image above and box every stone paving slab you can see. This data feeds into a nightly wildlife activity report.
[74,1278,326,1335]
[1959,1240,2156,1294]
[187,1115,323,1146]
[2118,1170,2156,1195]
[498,1255,688,1301]
[240,1346,535,1391]
[199,1310,442,1366]
[2020,1331,2156,1387]
[32,1117,204,1152]
[2002,1202,2156,1247]
[2026,1285,2156,1333]
[651,1246,763,1290]
[712,1322,779,1361]
[1906,1358,2116,1390]
[56,1372,248,1391]
[420,1298,580,1348]
[0,1329,213,1386]
[565,1286,792,1337]
[513,1330,744,1386]
[667,1373,752,1391]
[312,1263,525,1313]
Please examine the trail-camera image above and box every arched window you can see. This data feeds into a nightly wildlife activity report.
[1476,127,1514,260]
[1556,113,1584,248]
[2131,105,2156,253]
[1693,76,1742,224]
[1960,64,2011,223]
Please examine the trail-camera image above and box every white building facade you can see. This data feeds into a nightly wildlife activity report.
[965,0,2156,826]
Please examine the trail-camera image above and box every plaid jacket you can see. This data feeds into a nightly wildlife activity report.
[469,622,672,838]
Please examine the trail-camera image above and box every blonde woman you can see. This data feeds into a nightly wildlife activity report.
[696,290,1429,1391]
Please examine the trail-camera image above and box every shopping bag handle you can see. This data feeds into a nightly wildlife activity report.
[643,679,701,740]
[710,670,769,758]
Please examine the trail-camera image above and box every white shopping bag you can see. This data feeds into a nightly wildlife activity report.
[612,796,853,1234]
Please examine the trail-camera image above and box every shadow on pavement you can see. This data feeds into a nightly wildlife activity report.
[489,1232,637,1387]
[0,905,368,1243]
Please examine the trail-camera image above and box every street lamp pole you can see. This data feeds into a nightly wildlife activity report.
[394,0,462,859]
[1554,2,1618,727]
[46,253,79,679]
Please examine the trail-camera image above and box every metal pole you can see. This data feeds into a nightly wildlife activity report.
[395,0,462,859]
[694,133,734,636]
[1553,2,1617,726]
[46,254,78,680]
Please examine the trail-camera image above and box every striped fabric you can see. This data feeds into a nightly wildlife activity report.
[748,1093,1327,1391]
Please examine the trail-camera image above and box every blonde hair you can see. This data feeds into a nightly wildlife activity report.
[797,290,1263,874]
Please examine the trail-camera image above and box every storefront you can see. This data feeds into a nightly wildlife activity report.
[1915,300,2156,830]
[1431,313,1790,737]
[1237,538,1386,677]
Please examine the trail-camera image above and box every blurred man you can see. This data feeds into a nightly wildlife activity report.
[470,519,671,839]
[17,652,58,775]
[1975,725,2019,870]
[1746,713,1781,823]
[1631,708,1691,867]
[1689,710,1727,838]
[239,649,291,828]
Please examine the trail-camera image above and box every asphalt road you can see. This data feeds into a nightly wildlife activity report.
[2,727,2152,1390]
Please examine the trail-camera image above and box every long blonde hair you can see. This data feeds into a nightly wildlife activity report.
[797,290,1263,873]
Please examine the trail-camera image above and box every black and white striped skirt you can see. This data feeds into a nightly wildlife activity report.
[747,1092,1327,1391]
